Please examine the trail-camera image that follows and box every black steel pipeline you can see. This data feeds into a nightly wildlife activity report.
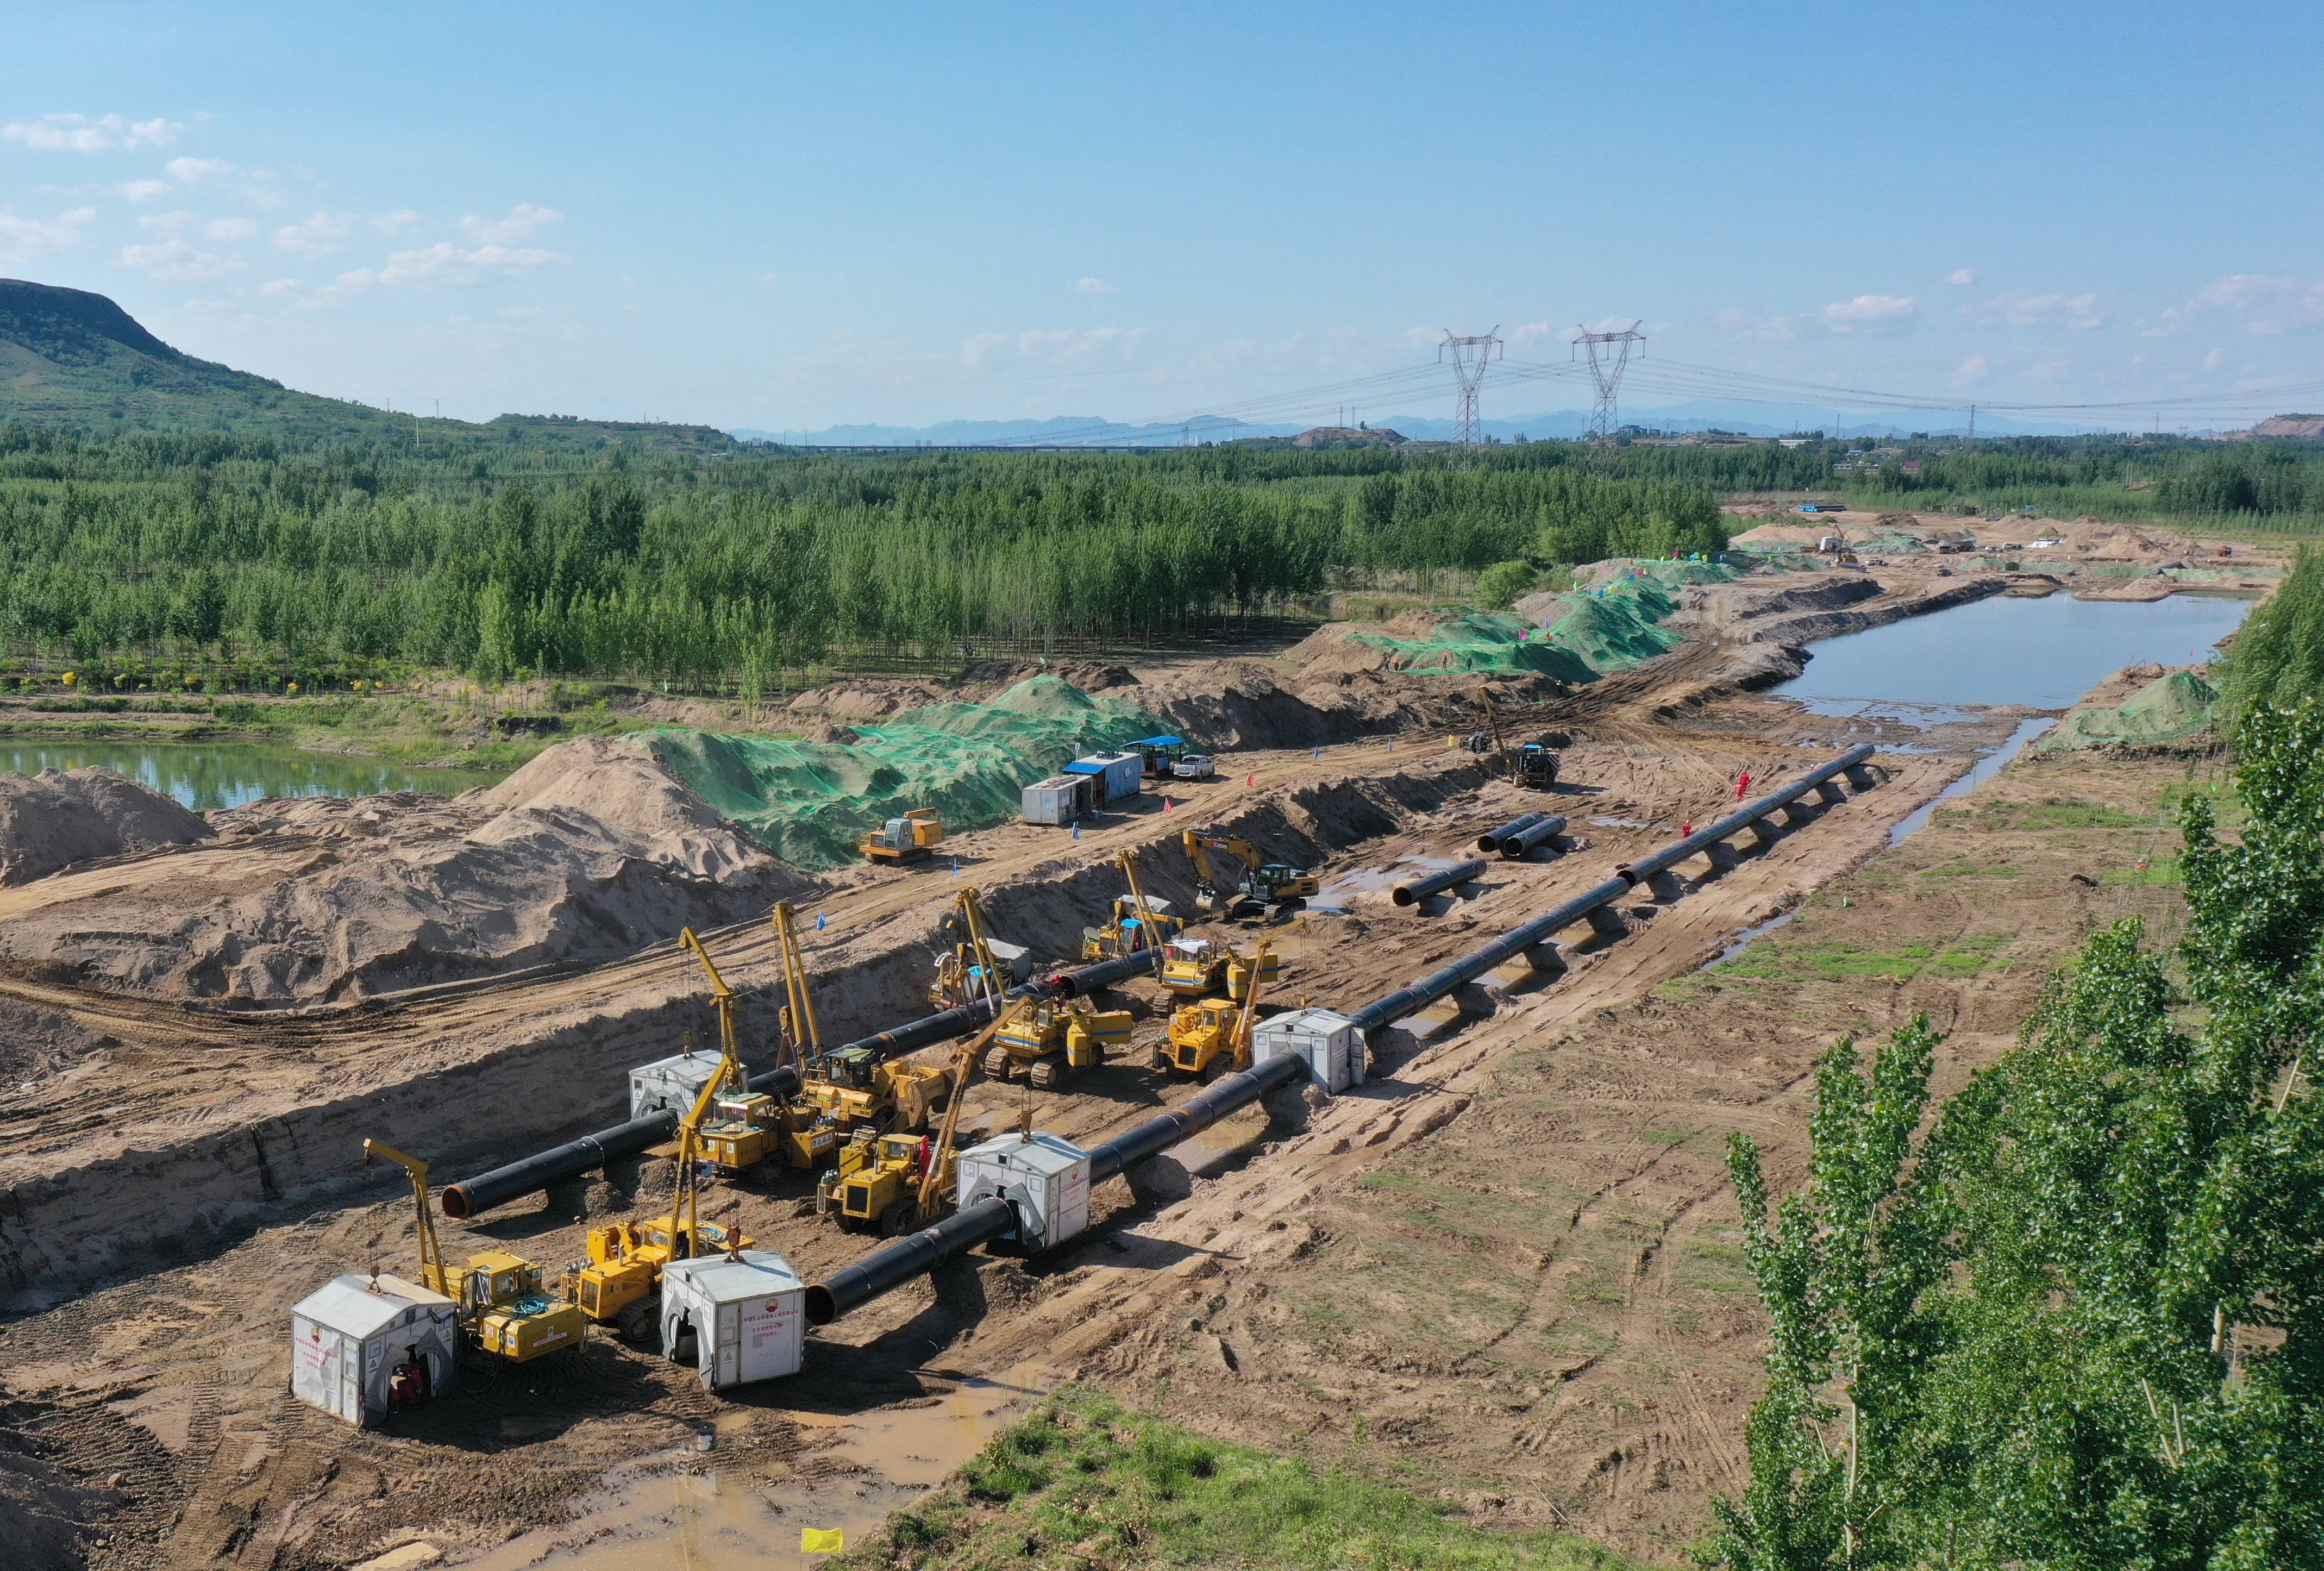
[1476,812,1545,853]
[1498,816,1569,860]
[1392,858,1489,907]
[1343,875,1631,1036]
[804,1196,1017,1325]
[1087,1053,1306,1181]
[443,1110,667,1219]
[1616,744,1876,887]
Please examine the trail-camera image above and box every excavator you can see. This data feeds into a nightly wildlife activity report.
[779,900,950,1134]
[1081,848,1182,962]
[1180,830,1318,920]
[1471,683,1559,790]
[1161,937,1274,1080]
[365,1138,587,1363]
[817,998,1031,1236]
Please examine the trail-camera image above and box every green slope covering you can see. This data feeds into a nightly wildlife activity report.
[2039,667,2219,752]
[0,278,738,452]
[642,676,1164,868]
[1345,559,1734,680]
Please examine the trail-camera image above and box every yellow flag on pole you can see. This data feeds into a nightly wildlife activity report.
[801,1526,845,1554]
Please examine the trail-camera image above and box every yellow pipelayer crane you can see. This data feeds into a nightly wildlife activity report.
[364,1139,586,1363]
[1162,937,1274,1080]
[676,927,835,1173]
[776,900,951,1134]
[1082,848,1182,961]
[928,884,1006,1011]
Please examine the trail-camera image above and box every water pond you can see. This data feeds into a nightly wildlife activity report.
[0,740,503,811]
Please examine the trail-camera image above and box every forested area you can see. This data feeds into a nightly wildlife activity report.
[0,425,1731,686]
[1849,434,2324,528]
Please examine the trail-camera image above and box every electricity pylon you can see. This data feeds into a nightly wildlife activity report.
[1439,328,1502,447]
[1573,321,1645,440]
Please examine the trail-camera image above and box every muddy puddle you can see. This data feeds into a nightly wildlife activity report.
[455,1367,1050,1569]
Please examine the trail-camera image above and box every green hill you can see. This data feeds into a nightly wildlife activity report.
[0,278,738,453]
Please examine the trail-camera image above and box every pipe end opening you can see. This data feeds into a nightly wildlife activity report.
[804,1286,839,1325]
[1390,887,1416,907]
[439,1186,473,1220]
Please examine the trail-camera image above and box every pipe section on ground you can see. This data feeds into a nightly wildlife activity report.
[804,1196,1017,1325]
[1345,876,1631,1037]
[1498,816,1568,860]
[1391,859,1489,907]
[1615,744,1875,887]
[1477,812,1545,853]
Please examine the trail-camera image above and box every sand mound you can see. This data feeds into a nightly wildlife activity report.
[0,767,212,884]
[1135,661,1408,748]
[0,741,809,1003]
[2040,667,2218,753]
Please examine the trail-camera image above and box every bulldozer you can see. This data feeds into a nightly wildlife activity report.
[1161,939,1274,1080]
[987,996,1132,1089]
[1180,830,1318,920]
[861,808,944,865]
[817,999,1028,1234]
[1158,934,1281,999]
[365,1139,586,1363]
[1080,848,1182,961]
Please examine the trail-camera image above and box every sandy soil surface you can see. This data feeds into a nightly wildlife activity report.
[0,559,2239,1569]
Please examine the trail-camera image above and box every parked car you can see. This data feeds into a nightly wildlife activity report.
[1171,753,1217,781]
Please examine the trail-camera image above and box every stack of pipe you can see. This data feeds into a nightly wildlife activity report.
[1476,812,1544,853]
[1498,816,1568,860]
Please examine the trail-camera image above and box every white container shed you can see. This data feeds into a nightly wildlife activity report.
[1022,773,1095,827]
[659,1249,807,1391]
[1252,1006,1367,1093]
[956,1131,1091,1251]
[630,1047,725,1121]
[290,1273,460,1426]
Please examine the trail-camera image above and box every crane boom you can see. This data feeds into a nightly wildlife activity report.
[364,1138,447,1295]
[771,900,822,1070]
[915,998,1033,1213]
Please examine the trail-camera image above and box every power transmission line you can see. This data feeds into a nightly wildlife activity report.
[1438,328,1502,447]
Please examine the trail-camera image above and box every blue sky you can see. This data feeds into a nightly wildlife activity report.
[3,1,2319,431]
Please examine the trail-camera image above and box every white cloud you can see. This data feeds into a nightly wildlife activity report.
[206,217,256,242]
[4,113,181,153]
[260,277,305,296]
[117,237,242,281]
[310,240,571,302]
[1944,268,1980,286]
[1820,295,1921,336]
[0,206,96,264]
[371,209,419,232]
[1072,276,1117,295]
[1964,290,2107,330]
[2153,274,2324,338]
[272,210,357,255]
[757,270,780,285]
[2204,347,2228,371]
[136,210,200,235]
[962,326,1145,369]
[1951,353,1991,387]
[165,156,237,183]
[120,178,172,202]
[458,203,563,245]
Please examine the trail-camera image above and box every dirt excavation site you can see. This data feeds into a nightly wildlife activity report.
[0,547,2260,1569]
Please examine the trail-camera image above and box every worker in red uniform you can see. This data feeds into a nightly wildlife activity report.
[1735,771,1751,800]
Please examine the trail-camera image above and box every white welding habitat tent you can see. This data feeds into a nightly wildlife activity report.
[630,1046,725,1121]
[956,1131,1091,1251]
[289,1273,460,1426]
[659,1249,807,1391]
[1252,1006,1367,1093]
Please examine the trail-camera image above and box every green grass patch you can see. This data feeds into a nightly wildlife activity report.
[1720,932,2012,985]
[2104,855,2185,886]
[834,1386,1638,1570]
[1917,860,2024,878]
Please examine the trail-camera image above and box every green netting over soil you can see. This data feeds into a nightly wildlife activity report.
[2039,668,2219,752]
[639,675,1164,869]
[1344,560,1738,680]
[1344,611,1596,680]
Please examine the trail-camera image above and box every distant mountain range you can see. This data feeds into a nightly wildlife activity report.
[0,279,737,452]
[737,402,2106,448]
